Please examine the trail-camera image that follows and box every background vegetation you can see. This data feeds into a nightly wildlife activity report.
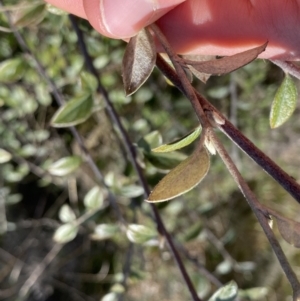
[0,1,300,301]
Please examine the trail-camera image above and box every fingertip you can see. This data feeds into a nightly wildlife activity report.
[45,0,87,19]
[83,0,186,39]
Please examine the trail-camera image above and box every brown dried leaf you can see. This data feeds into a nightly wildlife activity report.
[273,213,300,248]
[182,55,215,83]
[185,42,268,76]
[147,147,210,202]
[122,28,156,96]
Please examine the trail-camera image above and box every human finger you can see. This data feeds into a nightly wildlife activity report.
[156,0,300,60]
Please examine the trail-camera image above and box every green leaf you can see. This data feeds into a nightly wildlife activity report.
[53,223,79,244]
[122,28,156,96]
[118,185,144,198]
[147,147,210,202]
[183,221,203,242]
[0,58,26,83]
[126,224,157,244]
[270,74,298,128]
[46,3,68,15]
[51,93,93,127]
[14,3,46,28]
[152,126,201,153]
[48,156,82,176]
[80,71,98,93]
[208,281,238,301]
[238,287,269,300]
[58,204,76,223]
[91,224,119,240]
[0,148,12,164]
[145,151,187,170]
[84,186,104,210]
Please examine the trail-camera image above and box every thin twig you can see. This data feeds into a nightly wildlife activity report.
[18,243,63,299]
[69,15,202,301]
[150,24,210,129]
[271,60,300,80]
[2,5,125,225]
[209,131,300,298]
[155,44,300,298]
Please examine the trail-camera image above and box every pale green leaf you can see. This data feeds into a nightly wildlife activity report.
[122,28,156,96]
[118,185,144,198]
[0,58,26,83]
[147,148,210,202]
[270,74,298,128]
[126,224,157,244]
[84,186,104,210]
[48,156,82,176]
[152,126,201,153]
[101,292,118,301]
[80,71,98,93]
[0,148,12,164]
[46,3,68,15]
[91,224,119,240]
[238,287,269,300]
[59,204,76,223]
[145,151,187,170]
[53,223,78,244]
[215,260,233,275]
[51,94,93,127]
[208,281,238,301]
[14,3,46,28]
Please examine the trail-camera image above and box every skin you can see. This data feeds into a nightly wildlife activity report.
[45,0,300,60]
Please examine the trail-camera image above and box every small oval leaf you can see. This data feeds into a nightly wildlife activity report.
[185,42,267,75]
[126,224,157,244]
[122,28,156,96]
[147,147,210,202]
[273,213,300,248]
[59,204,76,223]
[0,148,12,164]
[0,58,26,83]
[84,186,104,210]
[208,281,238,301]
[48,156,82,176]
[51,93,93,127]
[152,126,202,153]
[269,74,298,128]
[53,223,78,244]
[13,3,46,28]
[91,224,119,241]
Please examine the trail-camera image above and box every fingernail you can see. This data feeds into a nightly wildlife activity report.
[100,0,185,38]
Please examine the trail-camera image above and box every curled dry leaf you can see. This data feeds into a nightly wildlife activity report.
[272,213,300,248]
[122,28,156,96]
[182,55,216,83]
[147,147,210,202]
[184,42,268,76]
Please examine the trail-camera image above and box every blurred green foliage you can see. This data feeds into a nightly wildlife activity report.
[0,1,300,301]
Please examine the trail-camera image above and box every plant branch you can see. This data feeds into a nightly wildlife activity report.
[155,49,300,299]
[271,60,300,80]
[209,131,300,297]
[2,6,124,225]
[150,23,210,129]
[156,54,300,204]
[69,15,202,301]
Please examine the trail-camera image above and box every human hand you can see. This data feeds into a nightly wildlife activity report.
[45,0,300,60]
